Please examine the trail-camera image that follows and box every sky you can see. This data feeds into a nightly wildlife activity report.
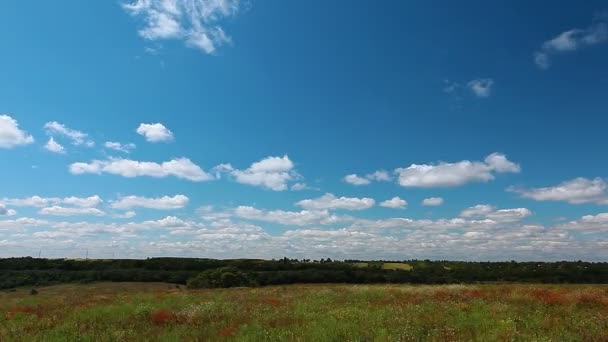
[1,0,608,261]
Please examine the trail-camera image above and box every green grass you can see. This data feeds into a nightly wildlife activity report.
[1,282,608,341]
[381,262,414,270]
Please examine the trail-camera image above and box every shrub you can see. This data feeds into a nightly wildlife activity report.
[187,267,250,289]
[30,288,39,295]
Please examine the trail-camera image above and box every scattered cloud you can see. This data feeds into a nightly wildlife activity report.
[136,123,174,142]
[509,177,608,204]
[114,211,137,219]
[297,193,375,211]
[44,121,93,146]
[44,137,65,154]
[69,157,213,182]
[104,141,136,153]
[290,183,312,191]
[422,197,444,206]
[3,195,102,208]
[39,206,106,217]
[534,16,608,69]
[380,197,407,209]
[0,204,16,216]
[395,153,520,188]
[467,78,494,98]
[0,115,34,148]
[216,155,300,191]
[344,170,391,186]
[122,0,242,54]
[111,195,189,210]
[460,204,532,222]
[234,206,346,226]
[343,174,370,185]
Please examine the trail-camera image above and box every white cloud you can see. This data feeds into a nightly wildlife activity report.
[344,170,392,185]
[380,197,407,209]
[114,211,137,219]
[3,195,102,208]
[534,18,608,69]
[0,204,16,216]
[111,195,189,210]
[44,137,65,154]
[123,0,241,54]
[39,206,106,217]
[467,78,494,98]
[290,183,310,191]
[44,121,93,146]
[557,213,608,233]
[104,141,136,153]
[69,157,213,182]
[460,204,532,223]
[0,115,34,148]
[509,177,608,204]
[62,196,103,208]
[422,197,444,206]
[234,206,346,226]
[217,155,299,191]
[394,153,520,188]
[297,193,375,211]
[343,174,370,185]
[136,123,174,142]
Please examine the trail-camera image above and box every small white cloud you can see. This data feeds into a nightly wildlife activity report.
[290,183,310,191]
[62,195,103,208]
[104,141,136,153]
[460,204,531,223]
[39,206,106,217]
[44,121,93,146]
[534,18,608,69]
[380,197,407,209]
[0,204,17,216]
[509,177,608,204]
[0,115,34,148]
[3,195,102,208]
[114,211,137,219]
[395,153,519,188]
[343,174,370,185]
[422,197,444,206]
[44,137,65,154]
[234,206,345,226]
[136,123,174,142]
[467,78,494,98]
[123,0,241,54]
[69,157,213,182]
[217,155,299,191]
[111,195,189,210]
[297,193,375,211]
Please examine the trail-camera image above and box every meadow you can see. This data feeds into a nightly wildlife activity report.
[1,282,607,341]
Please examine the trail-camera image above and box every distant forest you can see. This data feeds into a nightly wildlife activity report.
[1,257,607,289]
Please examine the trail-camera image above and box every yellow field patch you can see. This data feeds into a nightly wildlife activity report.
[382,262,413,270]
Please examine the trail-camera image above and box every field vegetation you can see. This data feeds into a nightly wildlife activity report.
[1,282,607,341]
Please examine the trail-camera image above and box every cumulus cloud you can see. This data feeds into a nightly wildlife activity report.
[114,211,137,219]
[136,123,174,142]
[394,153,520,188]
[0,204,16,216]
[422,197,444,206]
[509,177,608,204]
[3,195,102,208]
[344,170,392,186]
[297,193,375,211]
[39,206,106,217]
[557,213,608,233]
[111,195,189,210]
[216,155,299,191]
[69,157,213,182]
[0,115,34,148]
[380,197,407,209]
[460,204,532,223]
[123,0,241,54]
[467,78,494,98]
[44,137,65,154]
[534,17,608,69]
[44,121,93,146]
[234,206,346,226]
[104,141,136,153]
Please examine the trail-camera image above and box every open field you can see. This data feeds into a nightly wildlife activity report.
[2,283,608,341]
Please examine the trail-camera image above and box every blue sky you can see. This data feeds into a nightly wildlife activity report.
[1,1,608,260]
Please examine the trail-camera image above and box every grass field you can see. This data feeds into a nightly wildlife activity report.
[1,283,608,341]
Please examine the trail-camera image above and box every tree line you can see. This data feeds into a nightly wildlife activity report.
[0,257,607,289]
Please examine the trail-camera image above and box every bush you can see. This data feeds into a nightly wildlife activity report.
[30,289,39,295]
[187,267,250,289]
